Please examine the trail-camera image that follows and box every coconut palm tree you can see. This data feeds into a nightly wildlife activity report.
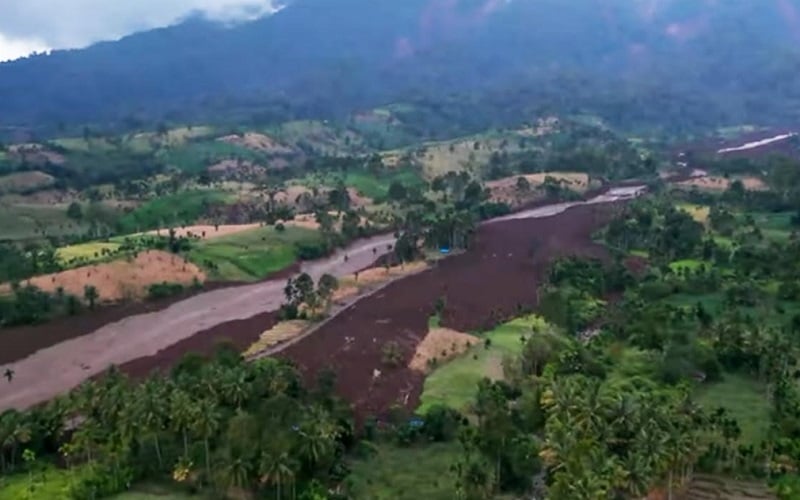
[191,398,221,478]
[259,449,297,500]
[169,388,197,460]
[136,379,168,469]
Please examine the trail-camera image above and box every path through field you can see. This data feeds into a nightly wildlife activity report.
[0,187,644,412]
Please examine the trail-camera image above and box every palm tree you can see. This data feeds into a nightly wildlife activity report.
[191,398,221,478]
[217,452,252,493]
[222,367,251,410]
[169,388,196,460]
[295,406,338,469]
[259,449,297,499]
[137,379,167,468]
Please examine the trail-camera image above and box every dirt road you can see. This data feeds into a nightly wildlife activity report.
[0,188,644,411]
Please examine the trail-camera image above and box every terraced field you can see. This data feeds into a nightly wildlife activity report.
[682,474,775,500]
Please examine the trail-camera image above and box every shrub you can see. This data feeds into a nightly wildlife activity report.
[295,240,331,260]
[147,281,184,300]
[381,341,404,367]
[423,405,463,442]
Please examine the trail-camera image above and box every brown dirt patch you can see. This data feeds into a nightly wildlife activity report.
[0,171,55,193]
[144,224,261,240]
[487,172,590,205]
[279,202,622,419]
[218,133,294,155]
[9,251,204,302]
[676,175,767,192]
[333,261,429,303]
[282,213,320,230]
[409,328,478,372]
[7,144,66,165]
[208,159,267,180]
[347,188,373,208]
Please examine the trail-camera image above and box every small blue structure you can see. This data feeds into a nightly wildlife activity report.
[439,247,450,254]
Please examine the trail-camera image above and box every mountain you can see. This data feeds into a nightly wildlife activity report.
[1,0,800,134]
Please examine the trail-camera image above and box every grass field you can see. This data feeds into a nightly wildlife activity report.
[695,373,770,445]
[417,315,547,414]
[51,137,117,152]
[0,203,88,241]
[273,120,365,155]
[0,466,86,500]
[117,190,230,233]
[159,141,263,172]
[302,169,425,202]
[0,171,55,193]
[111,483,201,499]
[744,211,795,241]
[678,203,711,224]
[0,467,202,500]
[188,225,321,281]
[346,442,461,500]
[56,241,122,264]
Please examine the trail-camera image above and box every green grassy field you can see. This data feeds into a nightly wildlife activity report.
[346,442,461,500]
[188,225,322,281]
[302,169,425,201]
[159,141,263,173]
[272,120,366,155]
[744,211,795,241]
[51,137,117,152]
[116,190,230,233]
[0,203,88,241]
[110,483,201,499]
[56,241,122,264]
[0,466,87,500]
[695,373,771,445]
[0,466,201,500]
[417,315,547,414]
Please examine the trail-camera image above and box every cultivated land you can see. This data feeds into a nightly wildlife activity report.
[187,225,322,281]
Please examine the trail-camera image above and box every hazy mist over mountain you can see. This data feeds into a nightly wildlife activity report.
[1,0,799,134]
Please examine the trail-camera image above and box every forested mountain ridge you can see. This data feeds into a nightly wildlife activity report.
[1,0,800,134]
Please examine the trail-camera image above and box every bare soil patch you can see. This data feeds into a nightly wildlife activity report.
[208,159,267,180]
[409,328,478,372]
[10,251,204,302]
[144,224,261,240]
[0,171,55,193]
[347,187,373,208]
[279,202,621,419]
[487,172,590,205]
[218,133,294,155]
[7,143,66,165]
